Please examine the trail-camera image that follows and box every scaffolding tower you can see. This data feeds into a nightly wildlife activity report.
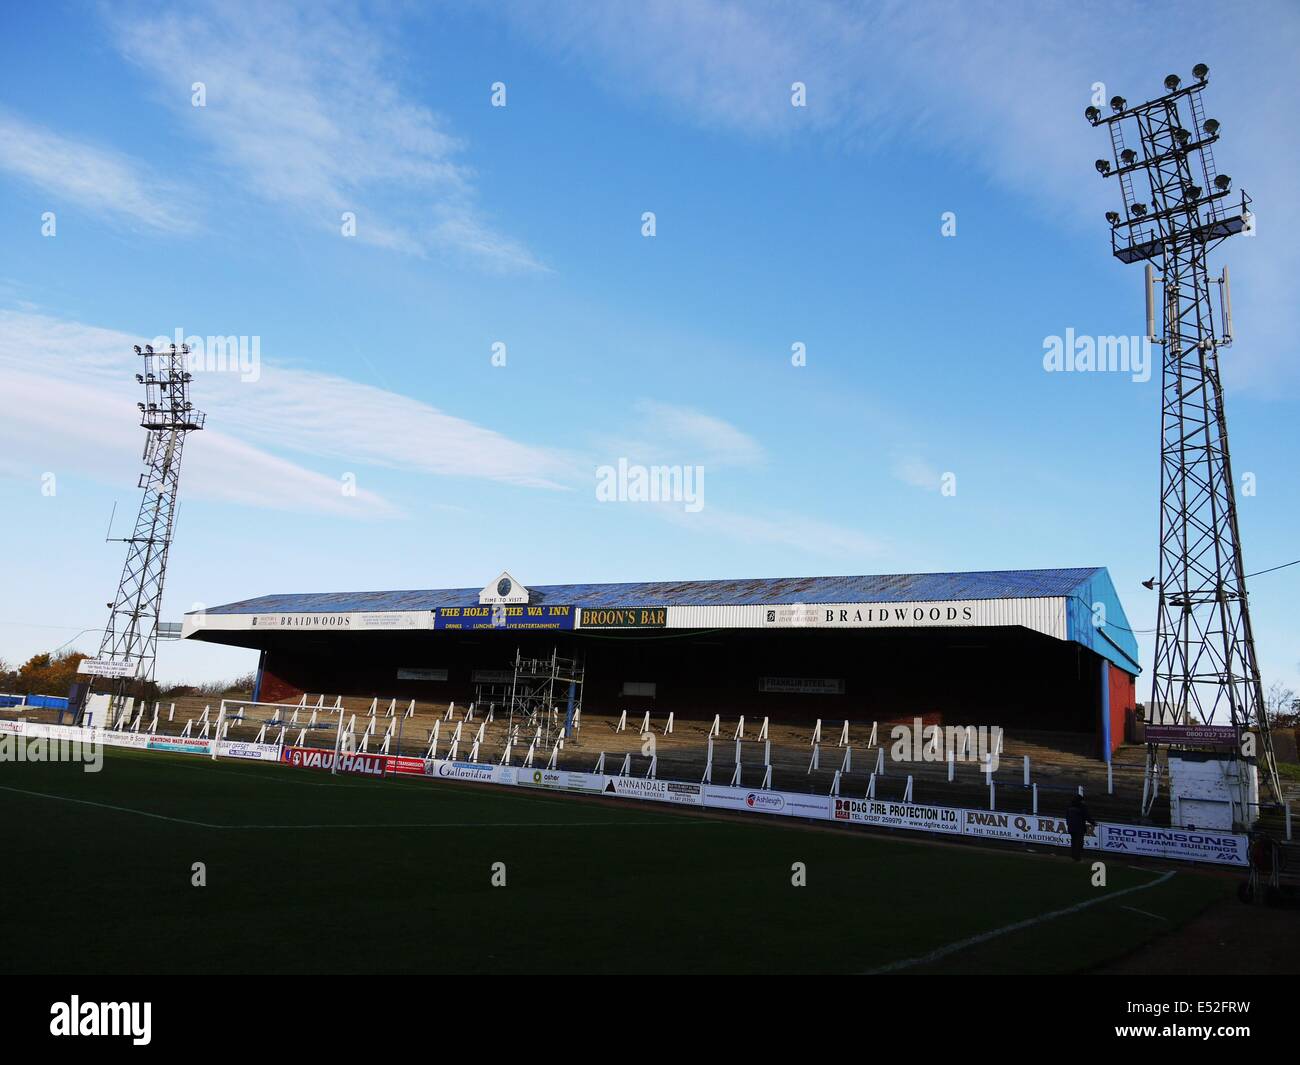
[506,647,585,750]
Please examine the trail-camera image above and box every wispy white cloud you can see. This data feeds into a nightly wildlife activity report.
[0,309,885,554]
[0,310,574,513]
[658,501,884,558]
[0,357,399,519]
[892,455,941,492]
[206,363,574,491]
[0,110,195,232]
[106,1,545,272]
[598,399,764,468]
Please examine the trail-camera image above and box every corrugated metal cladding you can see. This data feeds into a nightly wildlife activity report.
[199,567,1108,615]
[1064,568,1141,675]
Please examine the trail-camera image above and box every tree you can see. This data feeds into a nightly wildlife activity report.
[1265,680,1298,728]
[17,651,88,695]
[0,656,16,692]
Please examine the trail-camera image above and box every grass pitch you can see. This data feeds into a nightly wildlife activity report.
[0,748,1230,974]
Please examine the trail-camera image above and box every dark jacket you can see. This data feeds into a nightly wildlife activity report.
[1065,799,1092,836]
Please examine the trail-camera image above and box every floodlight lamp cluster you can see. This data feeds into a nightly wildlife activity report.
[132,343,190,355]
[1083,62,1210,125]
[1085,62,1235,226]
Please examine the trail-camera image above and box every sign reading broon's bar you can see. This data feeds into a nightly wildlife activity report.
[579,607,667,628]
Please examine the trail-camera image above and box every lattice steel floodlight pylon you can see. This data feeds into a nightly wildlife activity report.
[84,343,204,723]
[1086,64,1281,811]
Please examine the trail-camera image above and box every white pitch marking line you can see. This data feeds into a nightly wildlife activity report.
[0,784,718,831]
[0,784,225,827]
[1120,904,1167,921]
[865,870,1177,974]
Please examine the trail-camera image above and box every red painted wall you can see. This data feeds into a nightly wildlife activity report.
[258,664,301,704]
[1107,665,1135,753]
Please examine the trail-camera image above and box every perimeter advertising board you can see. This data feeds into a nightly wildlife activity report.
[426,759,517,785]
[383,755,431,777]
[1098,823,1247,866]
[604,777,702,805]
[215,740,282,761]
[701,785,833,820]
[282,746,385,776]
[832,797,962,834]
[516,768,606,793]
[961,810,1097,849]
[145,735,213,756]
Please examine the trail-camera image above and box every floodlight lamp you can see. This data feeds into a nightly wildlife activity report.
[1164,74,1181,91]
[1110,95,1126,113]
[1085,105,1101,123]
[1214,174,1232,191]
[1120,148,1137,164]
[1105,211,1120,225]
[145,344,154,354]
[1193,63,1209,80]
[133,345,142,354]
[1203,118,1219,135]
[1185,185,1202,200]
[1173,127,1190,145]
[1131,203,1148,217]
[1095,158,1111,175]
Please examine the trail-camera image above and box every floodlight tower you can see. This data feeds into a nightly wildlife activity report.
[1085,64,1280,811]
[83,343,204,724]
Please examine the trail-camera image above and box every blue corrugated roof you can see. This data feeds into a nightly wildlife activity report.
[200,567,1103,614]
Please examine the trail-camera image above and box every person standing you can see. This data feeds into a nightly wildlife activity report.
[1065,793,1095,861]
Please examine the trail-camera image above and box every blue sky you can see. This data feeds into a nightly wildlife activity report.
[0,0,1297,695]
